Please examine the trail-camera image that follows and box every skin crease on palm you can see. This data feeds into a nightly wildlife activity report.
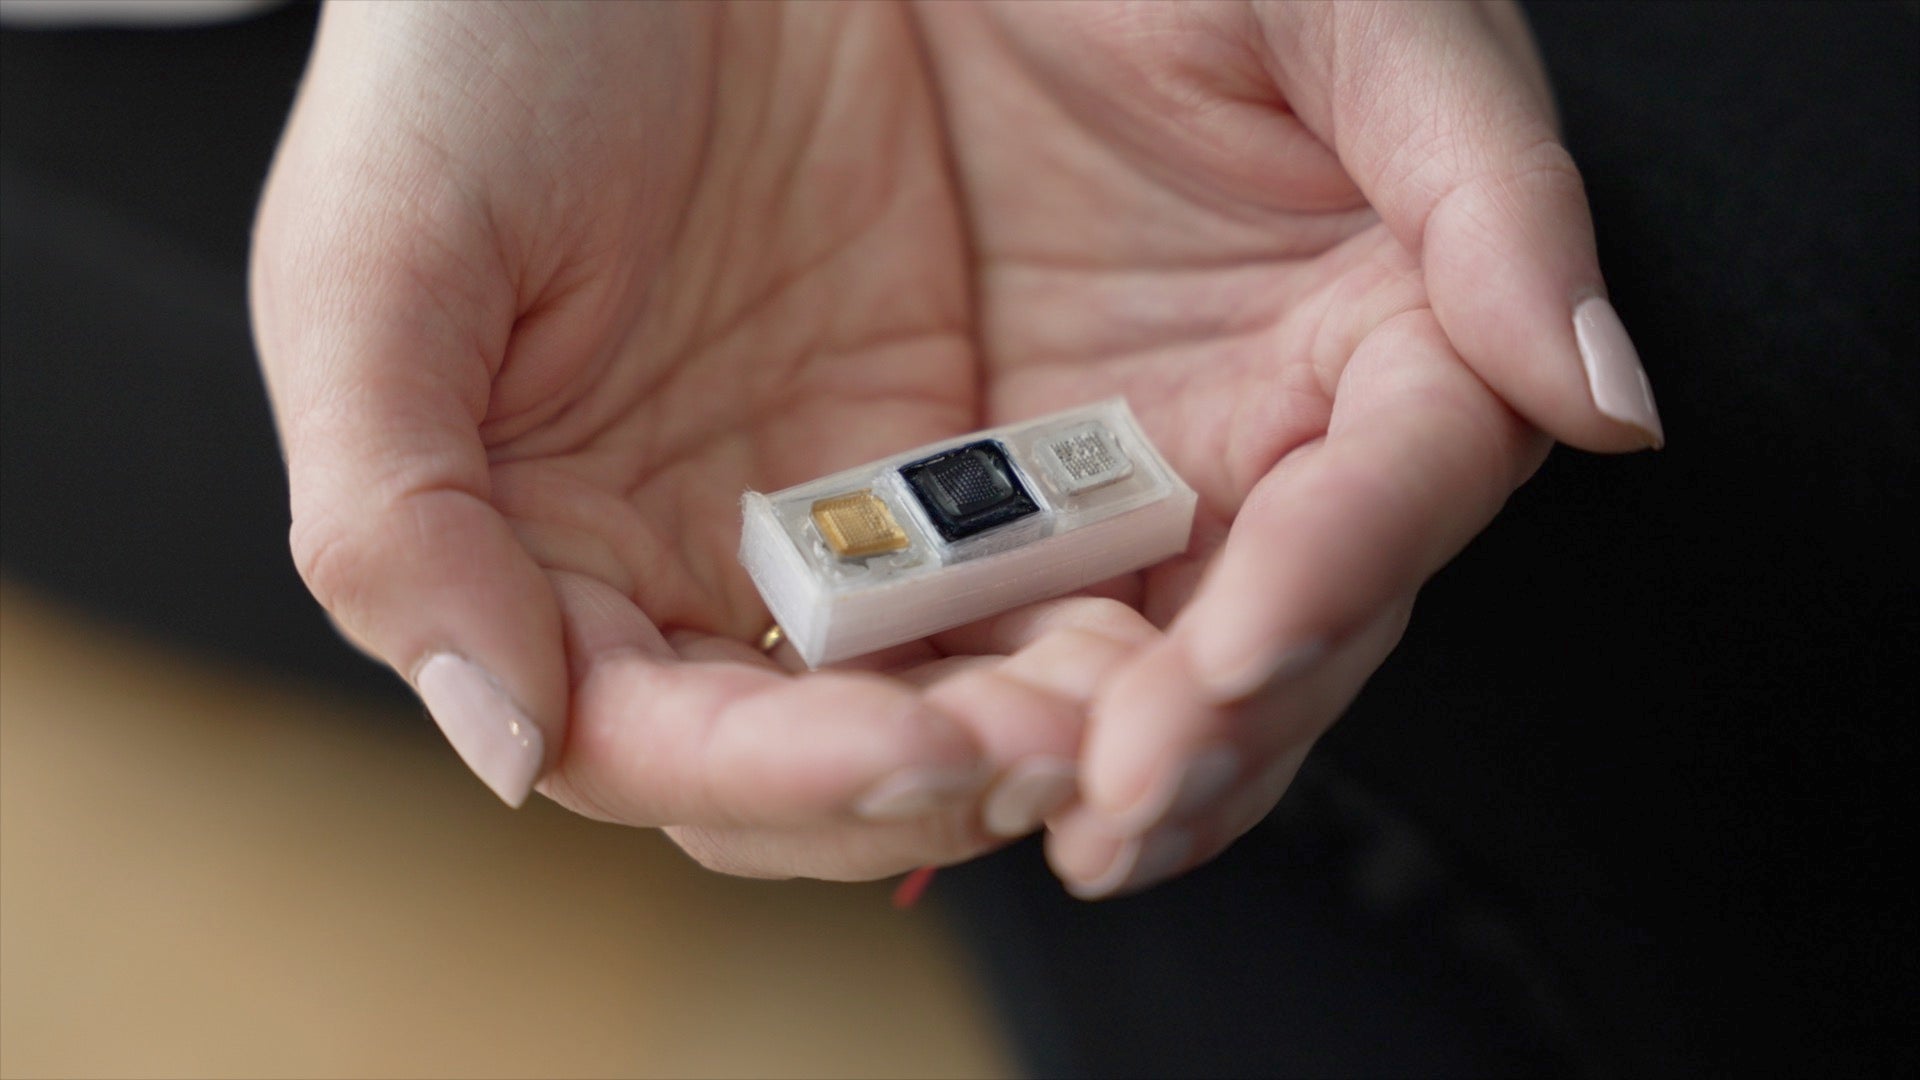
[253,1,1647,892]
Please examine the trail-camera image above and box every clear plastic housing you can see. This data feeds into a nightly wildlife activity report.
[739,398,1197,668]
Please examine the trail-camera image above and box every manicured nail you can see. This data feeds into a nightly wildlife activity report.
[1068,836,1139,900]
[855,765,984,822]
[1069,827,1192,900]
[415,653,543,808]
[983,757,1079,838]
[1114,745,1241,835]
[1192,639,1327,705]
[1573,296,1665,449]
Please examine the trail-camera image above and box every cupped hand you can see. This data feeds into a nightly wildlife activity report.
[253,0,1149,882]
[922,0,1662,896]
[251,1,1659,892]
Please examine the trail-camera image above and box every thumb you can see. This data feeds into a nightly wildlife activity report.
[252,169,565,810]
[1272,1,1663,451]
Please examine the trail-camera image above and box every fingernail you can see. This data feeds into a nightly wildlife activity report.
[415,653,543,808]
[855,765,984,822]
[1192,638,1326,705]
[1069,827,1192,900]
[1113,745,1241,834]
[983,757,1079,838]
[1573,296,1665,449]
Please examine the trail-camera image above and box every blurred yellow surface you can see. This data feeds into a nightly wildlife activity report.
[0,587,1012,1079]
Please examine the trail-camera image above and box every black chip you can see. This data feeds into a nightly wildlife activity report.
[899,440,1039,542]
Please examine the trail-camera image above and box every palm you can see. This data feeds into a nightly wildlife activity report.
[481,4,978,650]
[925,1,1412,627]
[488,2,1414,664]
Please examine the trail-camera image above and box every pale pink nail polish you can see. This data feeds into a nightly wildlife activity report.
[1573,296,1665,449]
[415,653,543,808]
[1114,745,1241,835]
[983,757,1079,838]
[1070,828,1193,900]
[855,765,984,822]
[1193,639,1327,706]
[1068,837,1141,900]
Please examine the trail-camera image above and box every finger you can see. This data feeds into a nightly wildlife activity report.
[664,804,1001,883]
[669,606,1161,882]
[549,653,988,829]
[558,596,1160,836]
[1265,0,1664,450]
[656,625,1148,882]
[547,570,675,678]
[931,596,1163,837]
[816,587,1154,679]
[664,628,787,673]
[541,576,985,830]
[891,655,1001,688]
[1045,744,1312,901]
[1078,311,1533,836]
[556,572,975,883]
[1049,600,1410,898]
[1183,308,1538,700]
[1207,743,1317,851]
[929,642,1111,840]
[927,592,1160,658]
[1062,596,1406,840]
[252,130,562,809]
[739,596,1171,851]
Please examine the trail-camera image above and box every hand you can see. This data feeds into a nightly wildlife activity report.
[253,0,1159,881]
[915,0,1662,896]
[251,0,1660,892]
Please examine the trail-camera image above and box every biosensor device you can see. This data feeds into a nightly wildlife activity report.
[738,398,1197,668]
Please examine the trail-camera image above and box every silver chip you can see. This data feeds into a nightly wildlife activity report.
[1039,422,1133,494]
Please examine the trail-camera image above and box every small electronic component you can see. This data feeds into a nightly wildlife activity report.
[900,441,1039,542]
[810,490,910,558]
[1038,421,1133,494]
[739,399,1197,668]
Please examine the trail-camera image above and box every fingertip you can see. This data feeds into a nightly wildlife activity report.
[852,762,993,823]
[1293,0,1660,455]
[293,489,571,806]
[1185,634,1329,706]
[1052,825,1194,902]
[1573,295,1666,451]
[994,623,1149,711]
[715,673,989,822]
[414,651,544,808]
[1043,807,1129,897]
[1423,166,1663,455]
[982,756,1078,838]
[1081,641,1229,827]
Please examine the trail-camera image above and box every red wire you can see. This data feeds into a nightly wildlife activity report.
[892,865,938,909]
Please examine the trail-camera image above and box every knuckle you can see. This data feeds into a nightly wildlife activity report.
[1425,138,1585,249]
[288,513,367,621]
[1488,139,1586,208]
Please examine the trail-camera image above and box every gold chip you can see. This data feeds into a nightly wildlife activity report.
[811,490,910,559]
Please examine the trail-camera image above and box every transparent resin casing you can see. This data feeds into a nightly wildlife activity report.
[739,398,1196,668]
